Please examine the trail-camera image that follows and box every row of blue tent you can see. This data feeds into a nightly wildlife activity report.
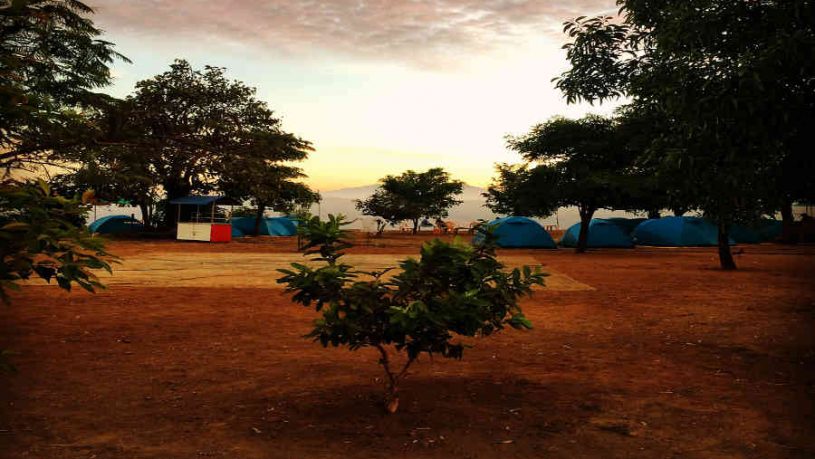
[89,214,782,247]
[88,215,299,237]
[475,216,782,249]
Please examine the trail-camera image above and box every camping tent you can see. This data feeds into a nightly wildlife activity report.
[729,219,783,243]
[755,219,782,242]
[604,217,647,235]
[88,215,143,235]
[230,216,298,236]
[633,216,731,246]
[561,219,634,248]
[472,216,557,248]
[729,225,762,244]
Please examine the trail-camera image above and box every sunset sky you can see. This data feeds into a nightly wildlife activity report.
[93,0,619,190]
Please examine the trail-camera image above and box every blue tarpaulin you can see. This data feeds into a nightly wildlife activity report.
[230,216,298,236]
[755,219,782,242]
[633,216,732,246]
[473,216,557,248]
[561,219,634,248]
[89,215,143,234]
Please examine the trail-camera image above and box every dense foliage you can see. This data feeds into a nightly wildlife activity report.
[218,161,319,236]
[53,60,316,228]
[488,115,632,253]
[0,180,113,301]
[356,168,463,234]
[0,180,115,371]
[554,0,815,268]
[278,215,544,412]
[0,0,127,169]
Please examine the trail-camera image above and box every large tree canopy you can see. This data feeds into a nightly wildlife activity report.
[126,60,311,206]
[554,0,815,268]
[356,168,463,234]
[489,115,631,253]
[218,159,319,236]
[0,0,127,169]
[58,60,316,228]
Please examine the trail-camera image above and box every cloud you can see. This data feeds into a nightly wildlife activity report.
[92,0,616,68]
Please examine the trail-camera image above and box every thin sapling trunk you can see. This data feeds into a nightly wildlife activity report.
[375,345,415,414]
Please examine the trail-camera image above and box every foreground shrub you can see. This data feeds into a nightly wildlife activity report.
[278,215,544,413]
[0,179,115,371]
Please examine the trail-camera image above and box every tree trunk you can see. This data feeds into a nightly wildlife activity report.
[717,221,737,270]
[780,198,796,244]
[412,219,419,235]
[647,209,661,219]
[166,200,180,228]
[253,203,266,237]
[781,200,794,225]
[138,202,151,229]
[575,207,595,254]
[375,345,414,414]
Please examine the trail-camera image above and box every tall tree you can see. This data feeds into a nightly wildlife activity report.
[124,60,312,226]
[219,159,319,236]
[497,115,629,253]
[555,1,815,269]
[0,0,128,169]
[357,168,463,234]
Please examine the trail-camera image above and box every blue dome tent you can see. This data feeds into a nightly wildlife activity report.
[561,219,634,248]
[633,216,732,246]
[473,217,557,248]
[88,215,143,235]
[755,219,782,242]
[230,216,298,236]
[604,217,647,235]
[729,224,762,244]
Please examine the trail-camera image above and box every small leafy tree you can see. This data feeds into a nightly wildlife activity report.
[278,215,544,413]
[357,168,463,234]
[492,115,630,253]
[354,190,407,235]
[219,159,319,236]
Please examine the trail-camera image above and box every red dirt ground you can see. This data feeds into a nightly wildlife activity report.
[1,234,814,458]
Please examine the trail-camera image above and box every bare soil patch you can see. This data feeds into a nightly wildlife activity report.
[1,235,813,458]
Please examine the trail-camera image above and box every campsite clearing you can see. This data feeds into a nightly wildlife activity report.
[1,234,814,459]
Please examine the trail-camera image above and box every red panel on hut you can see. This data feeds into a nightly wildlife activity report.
[210,224,232,242]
